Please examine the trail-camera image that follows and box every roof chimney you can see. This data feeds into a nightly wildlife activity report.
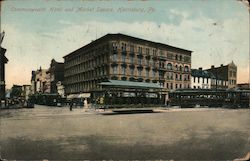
[220,64,223,67]
[211,65,214,69]
[198,67,202,71]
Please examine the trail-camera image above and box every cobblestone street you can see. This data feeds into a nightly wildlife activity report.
[0,105,249,160]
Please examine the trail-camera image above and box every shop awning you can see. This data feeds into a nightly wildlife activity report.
[67,94,78,99]
[67,93,91,99]
[78,93,91,98]
[99,80,163,89]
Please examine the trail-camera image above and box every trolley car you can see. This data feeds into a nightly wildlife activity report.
[169,89,250,108]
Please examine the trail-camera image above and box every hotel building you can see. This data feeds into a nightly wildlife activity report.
[63,34,192,104]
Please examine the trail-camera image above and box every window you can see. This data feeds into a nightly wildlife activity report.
[184,56,191,63]
[198,77,200,83]
[180,84,182,88]
[122,54,126,62]
[153,60,157,68]
[153,49,157,56]
[170,83,173,89]
[203,78,205,84]
[138,69,142,76]
[175,84,178,89]
[121,43,126,51]
[179,66,182,71]
[233,71,236,77]
[179,55,182,61]
[138,57,142,65]
[130,45,134,52]
[194,77,196,83]
[113,66,117,74]
[130,68,134,76]
[207,78,209,84]
[167,52,173,59]
[113,54,117,61]
[138,46,142,53]
[130,55,134,64]
[167,83,169,89]
[167,63,172,70]
[175,65,178,71]
[175,54,178,60]
[176,74,178,80]
[146,48,149,55]
[153,70,156,77]
[146,59,150,66]
[194,86,196,89]
[160,50,163,56]
[112,43,118,51]
[159,71,164,79]
[146,69,149,78]
[180,74,182,81]
[122,66,126,76]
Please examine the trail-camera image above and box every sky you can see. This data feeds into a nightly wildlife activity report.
[1,0,249,89]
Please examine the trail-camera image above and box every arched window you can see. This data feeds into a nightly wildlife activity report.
[167,63,172,70]
[179,65,182,71]
[175,54,178,60]
[184,66,189,72]
[175,65,178,71]
[180,55,182,61]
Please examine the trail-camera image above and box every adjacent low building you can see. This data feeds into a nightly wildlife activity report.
[63,33,192,104]
[191,68,213,89]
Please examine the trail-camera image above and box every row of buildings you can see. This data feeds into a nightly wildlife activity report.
[29,33,238,105]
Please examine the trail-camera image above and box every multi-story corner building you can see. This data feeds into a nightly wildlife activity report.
[206,61,237,89]
[63,33,192,103]
[48,59,64,94]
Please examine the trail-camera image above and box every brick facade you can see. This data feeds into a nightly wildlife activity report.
[64,34,192,95]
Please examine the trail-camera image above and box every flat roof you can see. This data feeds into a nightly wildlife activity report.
[63,33,192,58]
[99,80,163,89]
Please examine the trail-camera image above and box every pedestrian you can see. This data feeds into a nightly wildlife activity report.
[84,99,88,109]
[69,100,73,111]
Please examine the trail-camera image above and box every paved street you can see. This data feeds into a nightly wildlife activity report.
[0,105,249,160]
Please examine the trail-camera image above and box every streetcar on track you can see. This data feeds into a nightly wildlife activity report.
[169,89,250,108]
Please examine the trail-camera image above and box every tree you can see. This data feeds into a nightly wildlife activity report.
[10,85,22,98]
